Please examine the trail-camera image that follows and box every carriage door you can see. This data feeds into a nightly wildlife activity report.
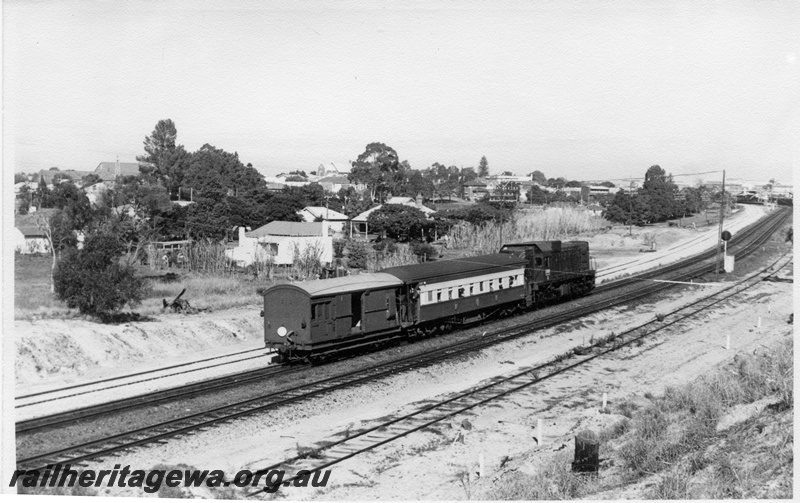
[310,300,334,340]
[334,294,352,338]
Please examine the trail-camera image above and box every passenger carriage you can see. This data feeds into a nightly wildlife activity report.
[262,241,596,362]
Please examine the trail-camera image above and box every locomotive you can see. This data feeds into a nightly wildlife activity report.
[262,241,595,362]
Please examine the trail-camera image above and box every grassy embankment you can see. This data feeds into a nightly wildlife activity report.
[486,336,793,500]
[14,253,261,320]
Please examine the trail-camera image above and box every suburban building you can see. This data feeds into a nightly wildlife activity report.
[297,206,349,237]
[14,209,57,254]
[35,168,93,187]
[488,181,521,203]
[94,161,142,181]
[226,221,333,267]
[316,175,351,193]
[462,179,488,201]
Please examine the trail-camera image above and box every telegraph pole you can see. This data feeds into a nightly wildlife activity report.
[628,180,635,236]
[715,169,726,274]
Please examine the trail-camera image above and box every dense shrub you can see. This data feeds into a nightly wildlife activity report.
[344,240,370,269]
[410,241,438,260]
[54,232,148,315]
[333,239,347,258]
[367,204,431,241]
[434,203,512,226]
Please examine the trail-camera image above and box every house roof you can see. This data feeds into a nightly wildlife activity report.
[463,179,487,187]
[352,200,436,222]
[299,207,349,221]
[37,169,94,185]
[247,221,323,238]
[94,162,142,181]
[15,209,58,237]
[316,176,350,184]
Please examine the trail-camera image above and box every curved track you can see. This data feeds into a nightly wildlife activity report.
[247,251,793,494]
[15,207,789,471]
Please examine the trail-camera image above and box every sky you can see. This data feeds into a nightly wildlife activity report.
[3,0,798,184]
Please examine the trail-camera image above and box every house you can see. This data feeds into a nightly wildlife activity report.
[226,221,333,267]
[350,195,435,239]
[488,181,521,203]
[316,175,351,193]
[93,161,142,181]
[297,206,349,237]
[266,182,286,193]
[462,179,488,201]
[14,209,57,254]
[35,168,94,187]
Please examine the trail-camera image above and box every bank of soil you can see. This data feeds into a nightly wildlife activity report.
[14,306,263,390]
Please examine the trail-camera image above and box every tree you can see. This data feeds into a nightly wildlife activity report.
[37,210,80,293]
[477,156,489,178]
[641,165,680,222]
[349,142,400,202]
[15,173,28,183]
[530,170,547,185]
[17,185,32,215]
[526,185,550,205]
[36,178,52,208]
[434,203,512,227]
[367,204,430,241]
[599,181,616,188]
[81,173,102,186]
[53,232,148,316]
[565,180,583,188]
[603,191,651,225]
[137,119,190,195]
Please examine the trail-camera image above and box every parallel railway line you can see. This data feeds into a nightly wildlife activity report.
[247,250,793,494]
[15,207,789,472]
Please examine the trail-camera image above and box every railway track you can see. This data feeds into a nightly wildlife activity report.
[15,207,789,471]
[246,250,794,495]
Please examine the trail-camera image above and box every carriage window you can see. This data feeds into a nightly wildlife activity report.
[489,280,494,291]
[458,287,465,298]
[535,257,543,266]
[545,257,551,267]
[427,291,433,303]
[437,290,442,302]
[509,275,515,287]
[448,289,453,300]
[311,305,317,320]
[480,281,484,292]
[498,278,504,289]
[469,284,474,295]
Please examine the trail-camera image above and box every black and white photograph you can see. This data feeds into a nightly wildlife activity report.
[2,0,796,499]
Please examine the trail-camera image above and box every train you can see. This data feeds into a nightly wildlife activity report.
[262,240,596,363]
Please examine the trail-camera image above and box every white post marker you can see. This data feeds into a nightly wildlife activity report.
[757,317,762,329]
[602,392,607,411]
[536,418,543,446]
[478,452,485,478]
[726,333,730,350]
